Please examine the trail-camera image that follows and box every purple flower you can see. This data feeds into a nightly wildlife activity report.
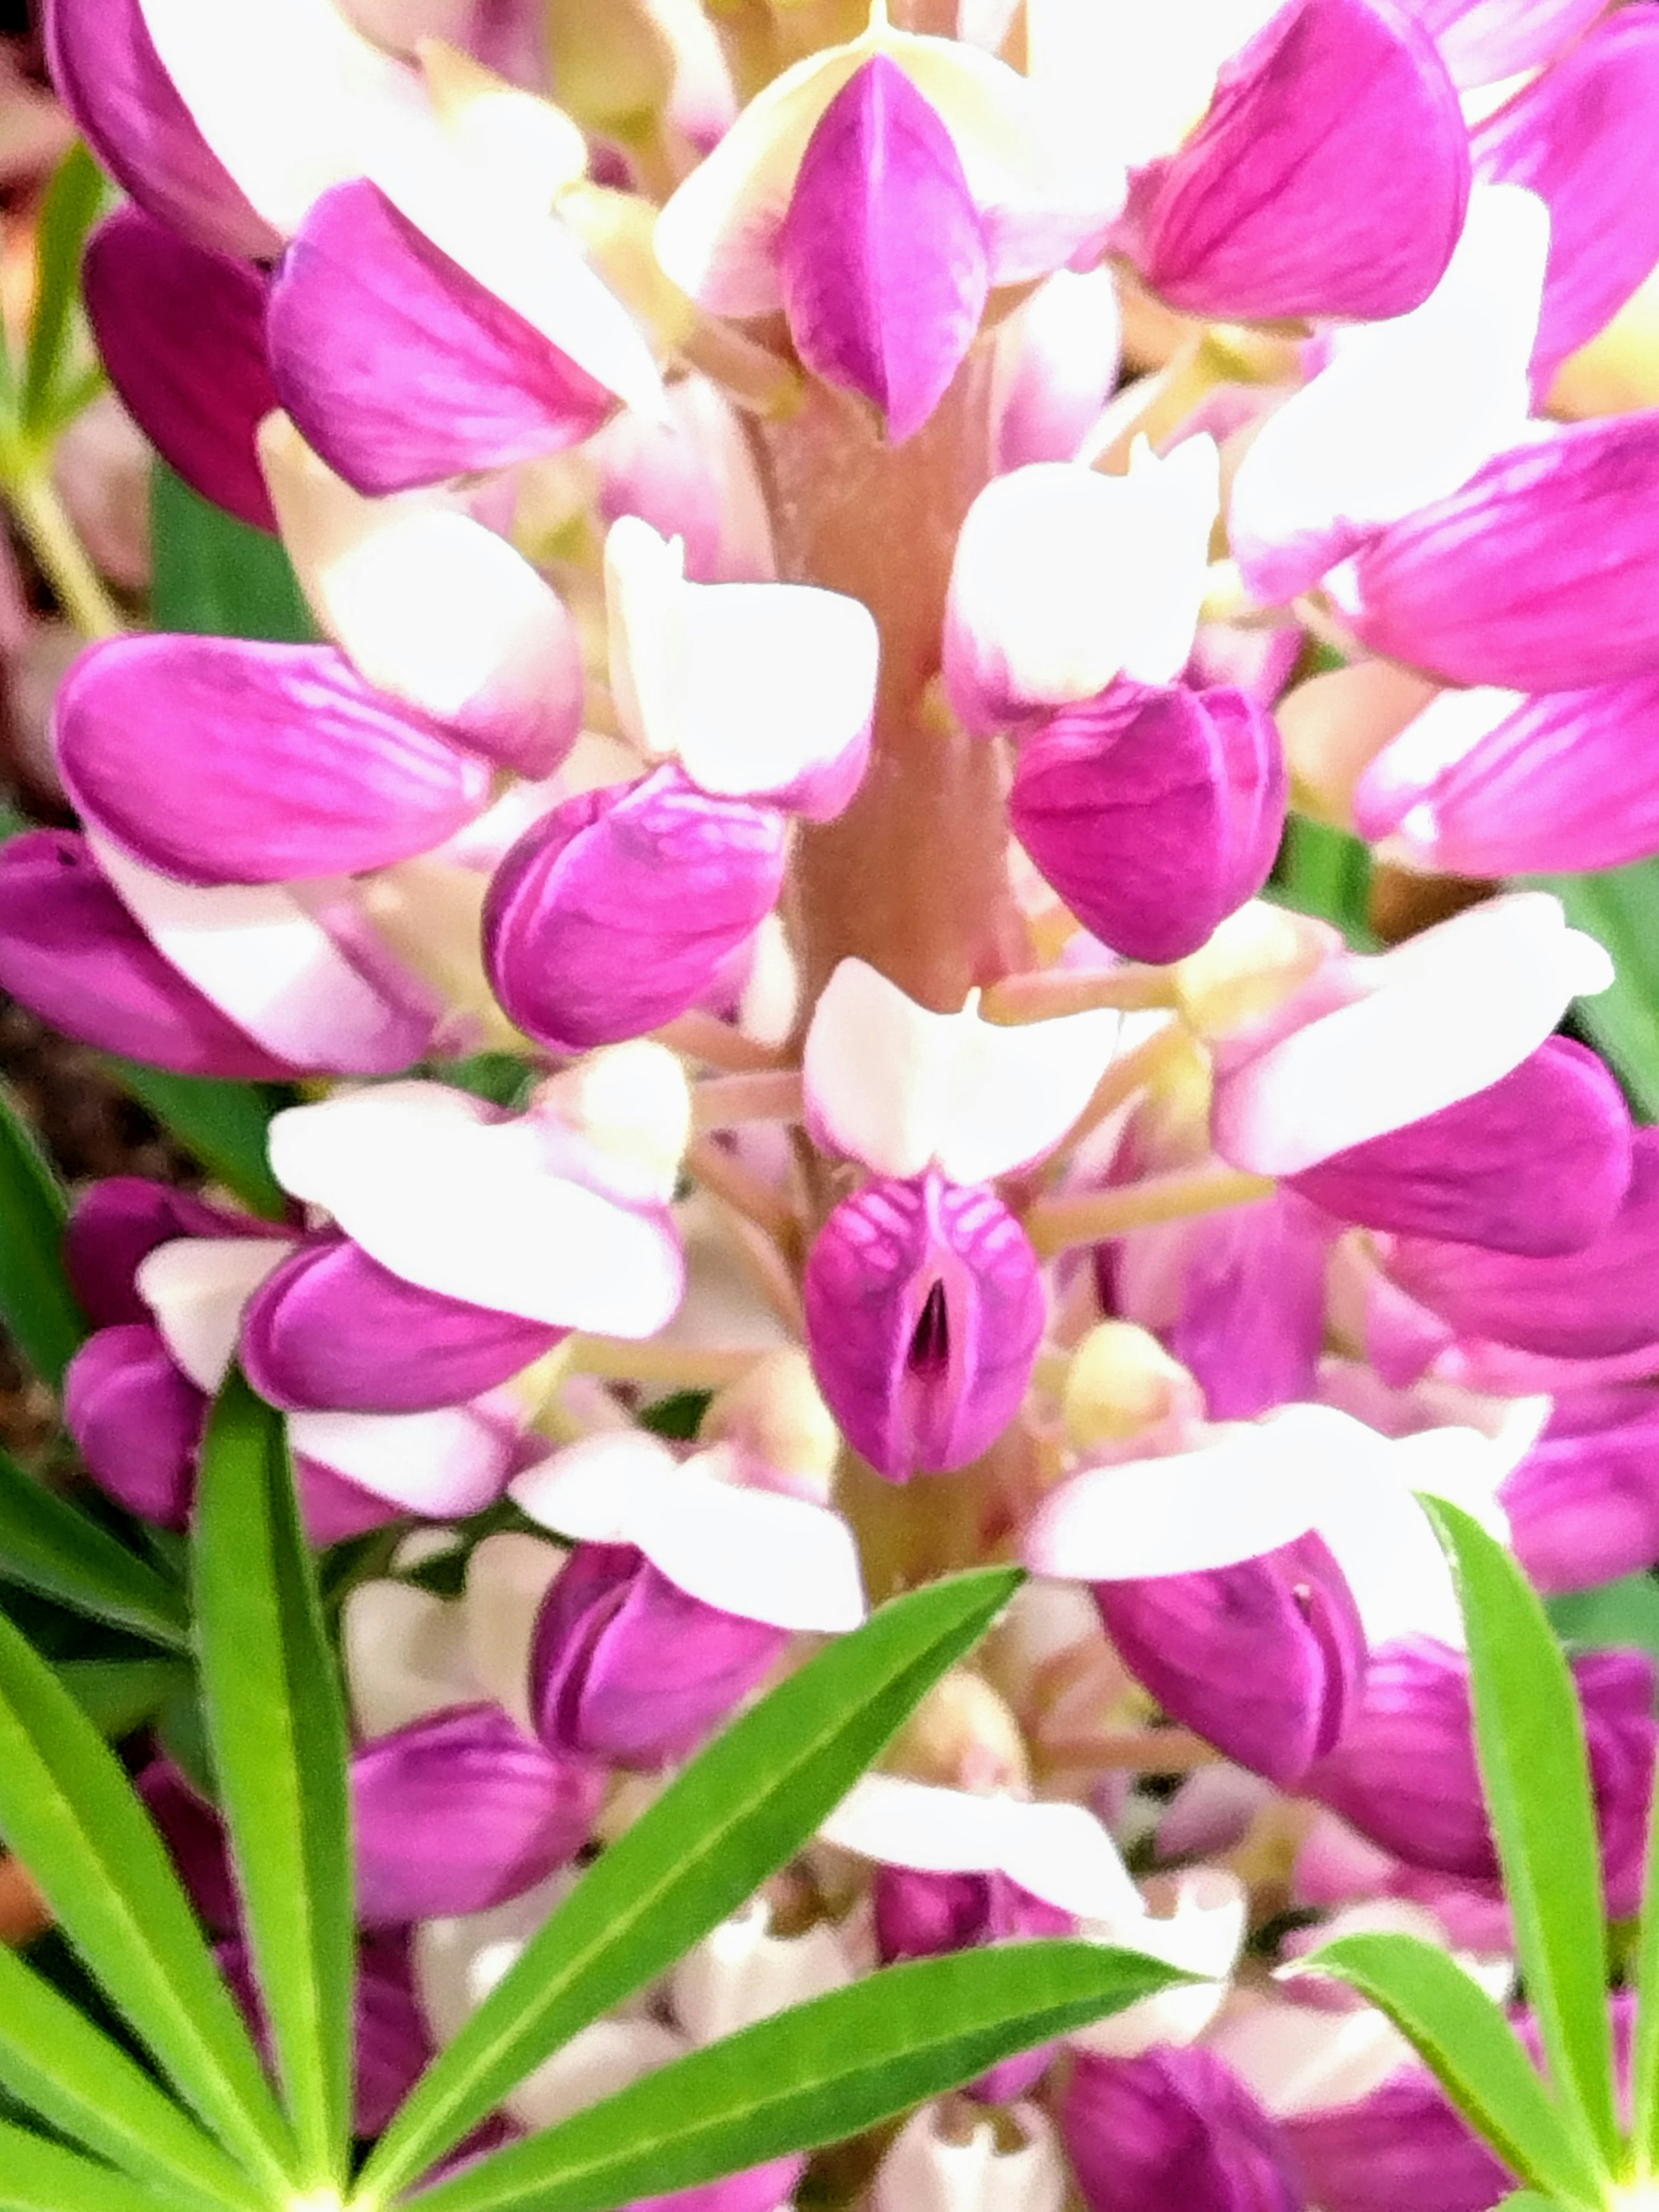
[1062,2045,1304,2212]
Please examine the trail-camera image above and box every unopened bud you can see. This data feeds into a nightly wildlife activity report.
[1173,900,1333,1039]
[889,1669,1030,1796]
[546,0,677,142]
[700,1349,841,1500]
[1062,1323,1200,1451]
[533,1038,693,1204]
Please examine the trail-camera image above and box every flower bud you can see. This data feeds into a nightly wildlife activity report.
[699,1350,841,1501]
[873,2102,1068,2212]
[671,1897,856,2045]
[64,1323,206,1530]
[1010,680,1286,964]
[1062,2046,1302,2212]
[803,1170,1046,1481]
[1063,1323,1203,1452]
[483,766,788,1055]
[546,0,676,141]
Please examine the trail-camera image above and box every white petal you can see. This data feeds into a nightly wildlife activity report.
[820,1774,1140,1921]
[1313,1473,1464,1651]
[508,2016,688,2133]
[536,1041,694,1209]
[290,1398,518,1516]
[267,1082,685,1335]
[874,2103,1067,2212]
[414,1867,576,2045]
[419,40,591,203]
[1073,1868,1245,2058]
[936,999,1122,1185]
[462,1531,565,1734]
[947,444,1218,725]
[1230,186,1549,591]
[1208,1993,1413,2118]
[259,414,582,751]
[670,1899,856,2047]
[137,1236,294,1392]
[510,1437,868,1634]
[1215,892,1612,1175]
[1026,0,1283,167]
[92,834,434,1074]
[342,1577,475,1738]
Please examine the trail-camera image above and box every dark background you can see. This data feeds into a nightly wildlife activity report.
[0,6,28,37]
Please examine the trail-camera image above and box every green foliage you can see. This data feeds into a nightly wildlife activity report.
[151,463,313,643]
[0,1080,86,1390]
[1533,862,1659,1120]
[1267,812,1378,949]
[103,1061,296,1220]
[0,1447,189,1650]
[20,143,107,445]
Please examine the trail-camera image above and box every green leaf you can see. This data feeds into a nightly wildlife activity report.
[411,1942,1191,2212]
[0,1078,85,1389]
[1421,1499,1620,2174]
[193,1372,354,2190]
[1307,1932,1604,2211]
[1267,812,1378,950]
[0,1601,295,2190]
[0,2115,216,2212]
[1532,862,1659,1119]
[0,1449,190,1650]
[1630,1752,1659,2171]
[1548,1574,1659,1664]
[103,1060,295,1220]
[57,1656,191,1738]
[0,1941,264,2211]
[22,143,105,437]
[359,1566,1025,2201]
[151,463,312,642]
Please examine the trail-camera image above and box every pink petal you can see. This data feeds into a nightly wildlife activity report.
[56,636,492,886]
[482,765,788,1055]
[0,830,305,1078]
[354,1932,435,2139]
[777,54,989,445]
[1473,12,1659,391]
[353,1702,603,1924]
[1010,680,1286,965]
[802,1168,1046,1482]
[267,178,616,495]
[1395,0,1607,86]
[287,1398,522,1518]
[63,1322,204,1530]
[1503,1386,1659,1596]
[1288,1037,1634,1256]
[44,0,279,259]
[1282,2064,1510,2212]
[1152,1191,1335,1421]
[83,206,278,533]
[66,1175,285,1327]
[1062,2047,1303,2212]
[1355,672,1659,877]
[1117,0,1468,323]
[241,1234,562,1415]
[1387,1126,1659,1361]
[1335,413,1659,693]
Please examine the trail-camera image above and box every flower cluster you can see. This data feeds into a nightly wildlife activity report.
[14,0,1659,2203]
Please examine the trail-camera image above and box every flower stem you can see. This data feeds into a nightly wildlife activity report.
[6,467,123,638]
[693,1070,804,1130]
[1024,1164,1276,1257]
[979,966,1180,1021]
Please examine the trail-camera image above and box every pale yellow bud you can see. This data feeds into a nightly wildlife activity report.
[1551,258,1659,421]
[534,1039,692,1202]
[888,1669,1031,1795]
[1063,1321,1199,1450]
[1174,900,1332,1039]
[700,1349,840,1499]
[546,0,677,141]
[558,183,697,354]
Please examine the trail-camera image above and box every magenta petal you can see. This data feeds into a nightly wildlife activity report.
[1062,2047,1302,2212]
[353,1702,603,1925]
[1338,414,1659,692]
[294,1458,407,1547]
[63,1323,205,1530]
[1154,1192,1334,1422]
[1503,1387,1659,1596]
[241,1236,562,1415]
[1010,681,1286,964]
[1288,1038,1634,1256]
[267,179,614,496]
[67,1176,284,1327]
[355,1933,435,2139]
[803,1169,1046,1483]
[632,2163,807,2212]
[84,206,279,533]
[57,638,492,886]
[1388,1127,1659,1359]
[1118,0,1468,322]
[138,1759,239,1934]
[876,1868,1071,1965]
[1096,1534,1366,1790]
[531,1544,789,1771]
[1282,2065,1510,2212]
[1356,671,1659,878]
[777,55,989,444]
[1396,0,1607,87]
[44,0,278,260]
[0,831,301,1077]
[483,764,788,1054]
[1473,13,1659,391]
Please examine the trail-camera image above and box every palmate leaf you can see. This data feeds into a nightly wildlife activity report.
[358,1568,1025,2202]
[411,1942,1191,2212]
[1307,1933,1603,2212]
[0,2114,213,2212]
[193,1372,355,2192]
[1421,1501,1620,2175]
[0,1603,294,2193]
[0,1077,86,1390]
[0,1446,189,1650]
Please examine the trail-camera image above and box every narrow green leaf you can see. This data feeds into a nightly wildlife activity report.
[411,1942,1191,2212]
[0,1603,295,2190]
[0,1449,189,1650]
[22,143,105,435]
[57,1656,192,1737]
[1268,812,1378,950]
[1630,1752,1659,2171]
[0,1078,85,1388]
[0,2116,205,2212]
[151,463,312,642]
[1421,1499,1620,2173]
[360,1567,1024,2201]
[103,1060,295,1220]
[1548,1574,1659,1663]
[0,1942,264,2211]
[193,1371,354,2190]
[1308,1932,1604,2211]
[1532,863,1659,1119]
[1497,2198,1561,2209]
